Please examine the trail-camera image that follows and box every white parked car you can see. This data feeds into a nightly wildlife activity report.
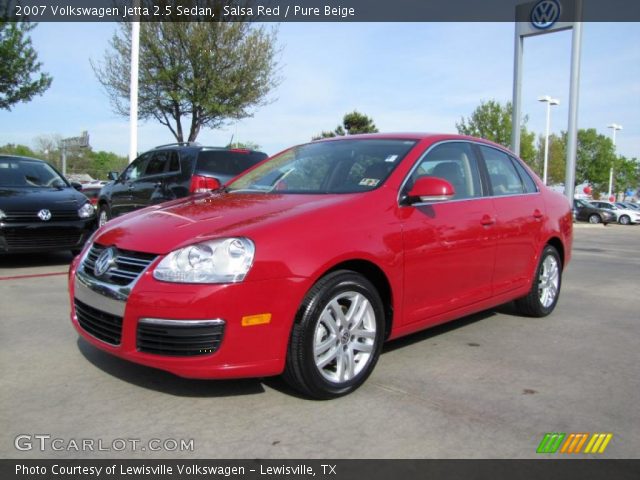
[589,201,640,225]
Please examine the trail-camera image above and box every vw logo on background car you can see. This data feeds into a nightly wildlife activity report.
[531,0,561,29]
[37,209,52,221]
[94,247,117,277]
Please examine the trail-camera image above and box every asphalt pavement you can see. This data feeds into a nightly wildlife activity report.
[1,223,638,459]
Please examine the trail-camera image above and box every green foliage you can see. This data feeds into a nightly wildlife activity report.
[0,21,52,110]
[613,156,639,196]
[313,111,378,140]
[0,143,37,157]
[0,141,127,179]
[92,21,280,142]
[456,100,536,165]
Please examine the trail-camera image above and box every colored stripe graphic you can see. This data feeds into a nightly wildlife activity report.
[560,433,589,453]
[538,433,613,454]
[537,433,565,453]
[584,433,613,454]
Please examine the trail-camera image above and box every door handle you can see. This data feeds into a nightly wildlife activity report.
[533,209,544,220]
[480,215,496,226]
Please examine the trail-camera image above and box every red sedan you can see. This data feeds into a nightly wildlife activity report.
[68,133,572,398]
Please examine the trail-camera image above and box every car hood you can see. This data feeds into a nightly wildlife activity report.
[94,192,359,254]
[0,186,86,211]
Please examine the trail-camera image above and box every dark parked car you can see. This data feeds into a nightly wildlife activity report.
[573,199,615,224]
[97,143,267,227]
[0,155,96,254]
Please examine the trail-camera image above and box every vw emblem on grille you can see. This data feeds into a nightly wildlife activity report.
[37,209,52,221]
[94,247,117,277]
[531,0,561,29]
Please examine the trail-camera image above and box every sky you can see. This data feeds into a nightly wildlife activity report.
[0,21,638,162]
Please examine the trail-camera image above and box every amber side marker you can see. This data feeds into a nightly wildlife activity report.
[241,313,272,327]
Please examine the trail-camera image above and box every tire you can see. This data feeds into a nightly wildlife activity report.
[619,215,630,225]
[97,204,111,228]
[588,214,601,224]
[515,245,562,317]
[284,270,385,399]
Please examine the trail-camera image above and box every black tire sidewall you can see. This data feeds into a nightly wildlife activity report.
[297,273,385,397]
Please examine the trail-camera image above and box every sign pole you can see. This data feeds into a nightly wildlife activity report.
[564,15,583,205]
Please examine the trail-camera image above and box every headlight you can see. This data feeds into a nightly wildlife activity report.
[78,202,95,218]
[0,209,5,220]
[153,238,255,284]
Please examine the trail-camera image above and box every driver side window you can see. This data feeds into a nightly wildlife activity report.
[407,142,483,200]
[122,154,150,182]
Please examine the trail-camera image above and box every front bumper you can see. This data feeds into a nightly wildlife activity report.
[68,254,308,379]
[0,219,96,253]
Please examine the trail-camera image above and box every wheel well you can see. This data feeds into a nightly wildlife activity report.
[326,260,394,339]
[546,237,565,267]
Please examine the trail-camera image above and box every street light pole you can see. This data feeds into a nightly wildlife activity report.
[607,123,622,199]
[538,96,560,185]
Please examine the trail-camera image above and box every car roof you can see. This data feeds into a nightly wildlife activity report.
[311,132,512,153]
[0,154,47,163]
[148,143,266,155]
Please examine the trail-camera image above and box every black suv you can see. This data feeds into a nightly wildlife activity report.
[97,143,267,227]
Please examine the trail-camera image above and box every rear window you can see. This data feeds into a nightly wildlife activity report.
[196,150,267,177]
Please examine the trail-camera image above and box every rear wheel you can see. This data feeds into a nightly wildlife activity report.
[619,215,630,225]
[284,270,385,399]
[515,245,562,317]
[588,214,601,224]
[97,204,111,228]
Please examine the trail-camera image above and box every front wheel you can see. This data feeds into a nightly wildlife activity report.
[619,215,630,225]
[514,245,562,317]
[588,214,601,224]
[284,270,385,399]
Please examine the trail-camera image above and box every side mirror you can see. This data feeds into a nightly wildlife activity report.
[407,176,455,204]
[108,171,119,181]
[71,181,83,191]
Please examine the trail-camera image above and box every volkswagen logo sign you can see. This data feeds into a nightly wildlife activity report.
[94,247,117,277]
[37,209,52,221]
[531,0,561,30]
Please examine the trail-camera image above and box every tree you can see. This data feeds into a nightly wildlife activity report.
[0,143,37,157]
[573,128,617,192]
[92,21,279,142]
[0,21,52,110]
[456,100,536,165]
[613,156,639,199]
[313,110,378,140]
[227,141,261,150]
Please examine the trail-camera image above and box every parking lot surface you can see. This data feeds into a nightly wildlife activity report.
[1,224,639,459]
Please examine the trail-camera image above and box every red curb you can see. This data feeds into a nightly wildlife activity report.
[0,271,67,281]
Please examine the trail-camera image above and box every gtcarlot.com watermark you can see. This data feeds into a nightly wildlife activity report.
[15,434,195,453]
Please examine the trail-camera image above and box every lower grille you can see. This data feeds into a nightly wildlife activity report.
[137,320,224,357]
[75,299,123,345]
[3,228,82,248]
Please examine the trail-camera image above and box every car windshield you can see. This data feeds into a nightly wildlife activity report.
[0,157,68,188]
[227,139,417,194]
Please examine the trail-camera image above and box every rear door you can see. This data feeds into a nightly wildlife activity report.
[401,141,497,324]
[477,145,544,295]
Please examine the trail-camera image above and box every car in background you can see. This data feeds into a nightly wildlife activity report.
[0,155,96,255]
[97,143,268,227]
[573,199,616,225]
[69,133,572,399]
[617,202,640,212]
[590,200,640,225]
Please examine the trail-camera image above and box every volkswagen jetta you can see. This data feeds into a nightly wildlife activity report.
[68,134,572,398]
